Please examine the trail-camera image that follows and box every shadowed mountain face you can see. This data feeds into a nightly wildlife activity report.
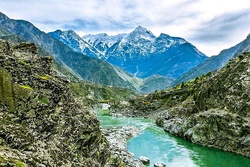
[50,26,208,79]
[174,33,250,86]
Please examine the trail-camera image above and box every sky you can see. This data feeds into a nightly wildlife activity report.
[0,0,250,56]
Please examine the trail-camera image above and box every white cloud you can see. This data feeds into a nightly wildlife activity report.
[0,0,250,55]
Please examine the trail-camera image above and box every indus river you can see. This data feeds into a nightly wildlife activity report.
[98,113,250,167]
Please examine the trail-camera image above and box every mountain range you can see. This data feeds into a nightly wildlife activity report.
[1,11,250,166]
[0,12,146,91]
[1,11,249,94]
[49,26,208,79]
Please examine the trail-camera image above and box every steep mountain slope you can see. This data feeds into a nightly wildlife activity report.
[0,40,110,166]
[111,52,250,157]
[69,81,136,107]
[174,33,250,85]
[234,34,250,55]
[48,30,102,58]
[51,26,207,79]
[0,12,140,90]
[0,25,51,57]
[0,25,27,43]
[139,75,175,94]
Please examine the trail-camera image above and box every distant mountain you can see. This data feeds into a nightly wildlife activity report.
[234,34,250,56]
[50,26,207,79]
[48,30,102,58]
[0,12,144,90]
[174,33,250,85]
[82,33,126,55]
[0,25,27,43]
[0,26,12,36]
[139,75,175,94]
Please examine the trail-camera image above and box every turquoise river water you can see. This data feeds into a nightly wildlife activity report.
[98,114,250,167]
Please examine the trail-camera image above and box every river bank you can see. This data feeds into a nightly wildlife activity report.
[98,112,250,167]
[108,53,250,159]
[102,126,144,167]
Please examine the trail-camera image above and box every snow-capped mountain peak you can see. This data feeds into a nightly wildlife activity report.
[49,26,207,79]
[48,30,104,59]
[82,33,126,48]
[155,33,187,48]
[126,26,156,42]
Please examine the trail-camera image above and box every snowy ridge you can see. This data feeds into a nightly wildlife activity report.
[123,26,156,43]
[83,33,126,47]
[50,26,207,79]
[48,30,104,58]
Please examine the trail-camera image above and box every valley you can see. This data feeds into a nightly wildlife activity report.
[0,11,250,167]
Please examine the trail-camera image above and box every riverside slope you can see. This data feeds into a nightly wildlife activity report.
[110,52,250,158]
[0,40,111,166]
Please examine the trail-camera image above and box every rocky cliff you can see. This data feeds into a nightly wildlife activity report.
[156,53,250,157]
[0,40,111,166]
[111,52,250,157]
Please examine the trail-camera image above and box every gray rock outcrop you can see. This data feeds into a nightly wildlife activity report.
[0,40,110,166]
[103,126,144,167]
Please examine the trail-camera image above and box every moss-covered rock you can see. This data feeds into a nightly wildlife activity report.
[0,40,111,166]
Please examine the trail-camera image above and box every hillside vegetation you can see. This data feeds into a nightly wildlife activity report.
[111,52,250,157]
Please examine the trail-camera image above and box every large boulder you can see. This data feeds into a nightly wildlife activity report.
[139,156,150,165]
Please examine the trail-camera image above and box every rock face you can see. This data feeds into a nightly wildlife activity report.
[111,52,250,158]
[0,40,110,166]
[157,53,250,157]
